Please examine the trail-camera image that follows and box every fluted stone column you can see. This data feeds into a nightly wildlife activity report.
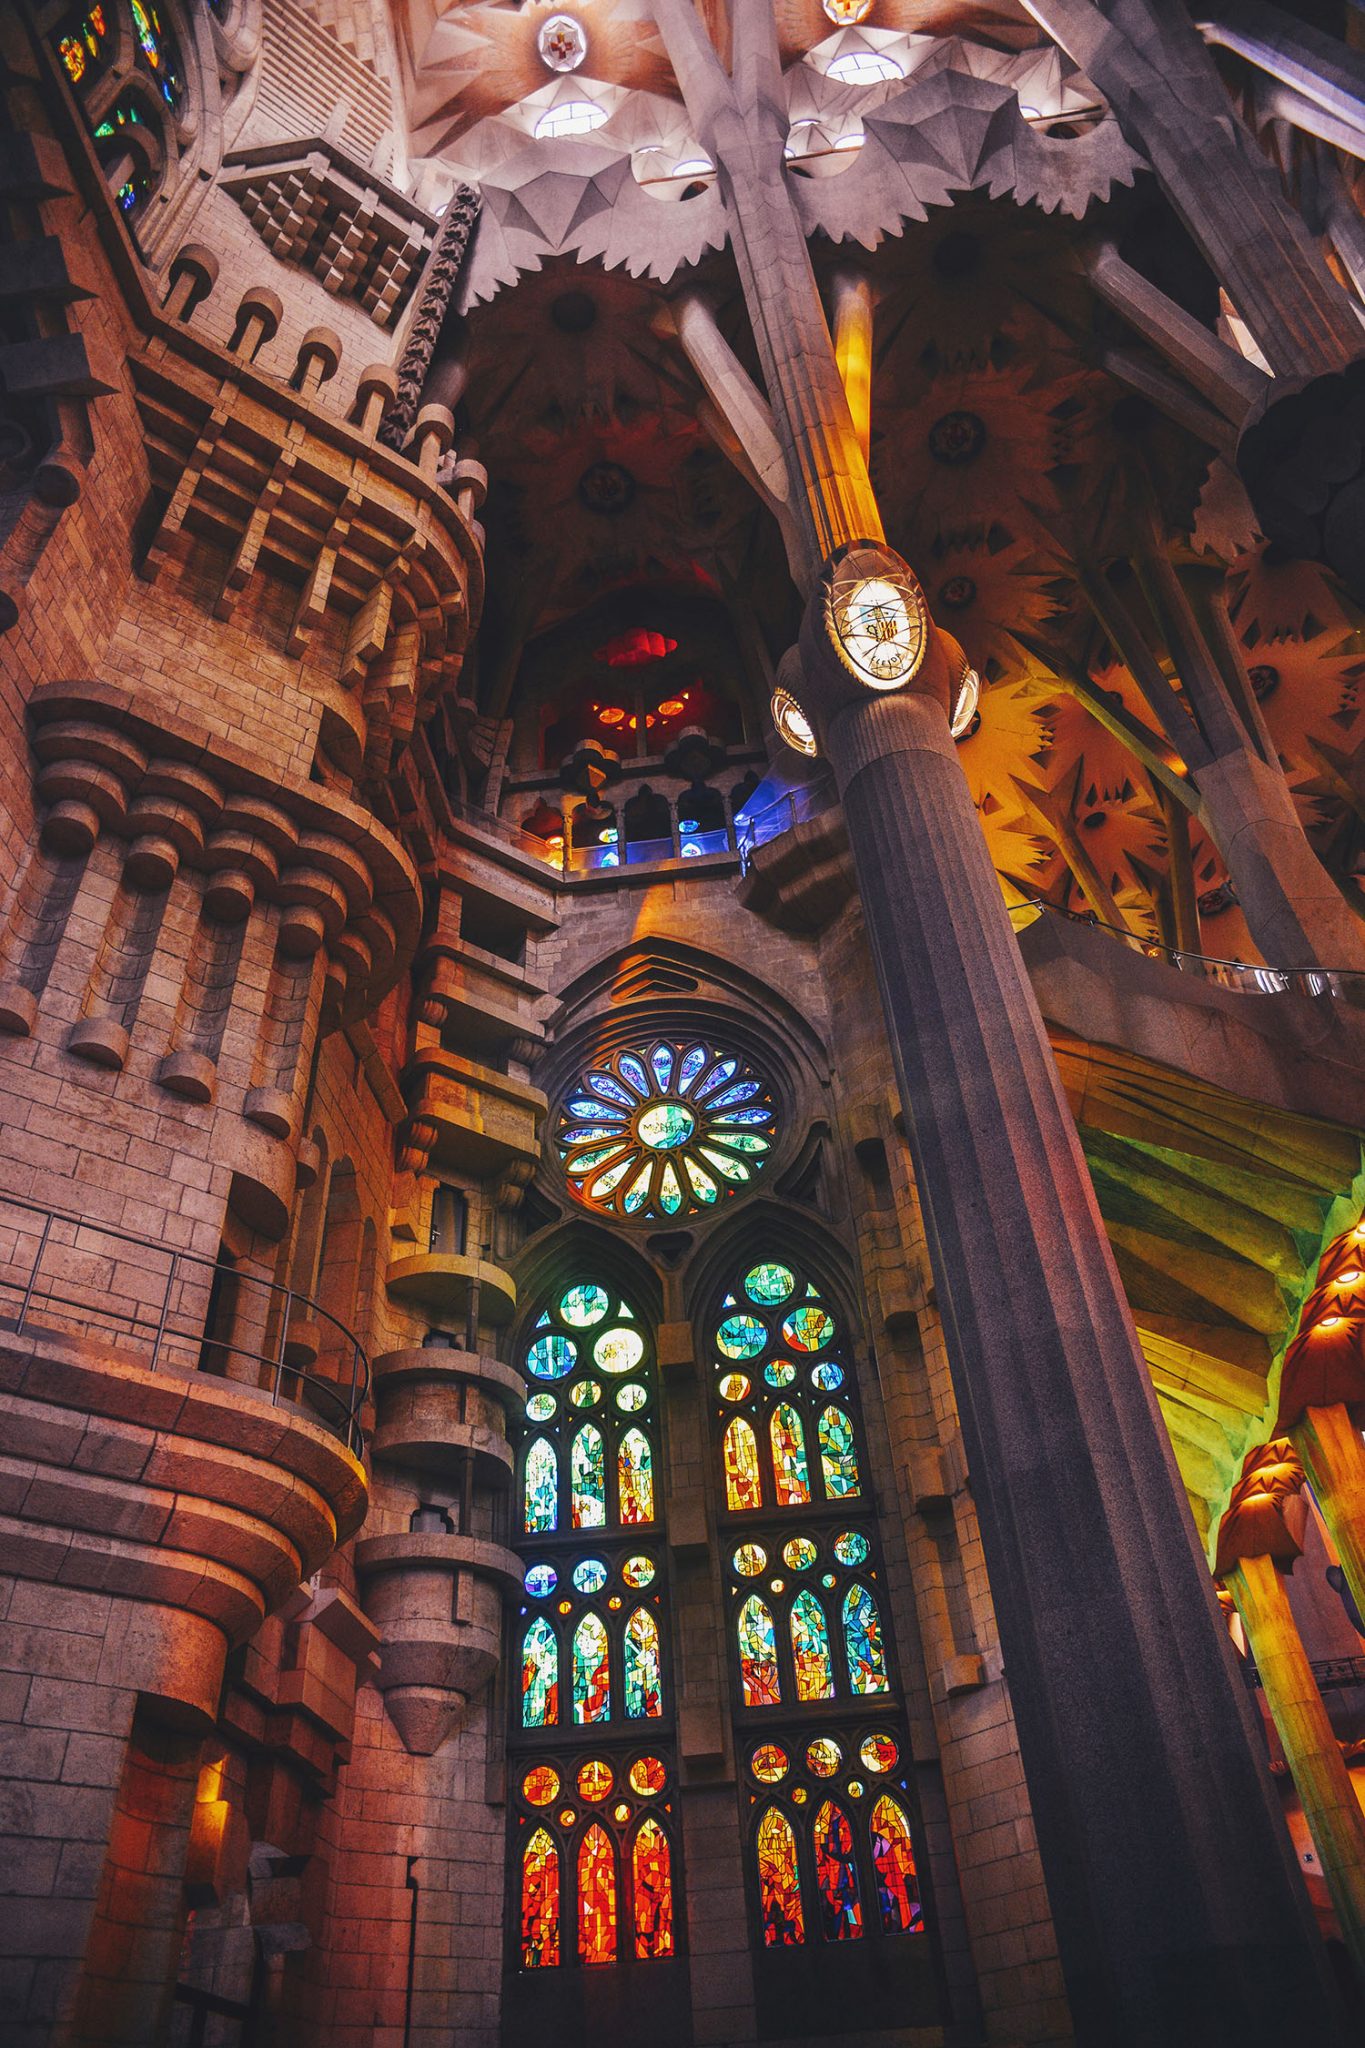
[799,625,1346,2048]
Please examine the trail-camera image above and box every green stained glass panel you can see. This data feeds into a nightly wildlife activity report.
[745,1262,794,1305]
[561,1284,610,1327]
[717,1314,766,1359]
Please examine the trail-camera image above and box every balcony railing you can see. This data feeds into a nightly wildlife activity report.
[1009,899,1365,1002]
[735,778,838,873]
[0,1193,368,1457]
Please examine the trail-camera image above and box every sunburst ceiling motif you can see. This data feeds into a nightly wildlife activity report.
[556,1039,776,1220]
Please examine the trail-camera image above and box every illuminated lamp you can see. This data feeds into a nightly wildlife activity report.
[594,628,678,667]
[827,546,929,690]
[598,706,625,725]
[822,0,873,20]
[657,698,686,718]
[771,684,817,757]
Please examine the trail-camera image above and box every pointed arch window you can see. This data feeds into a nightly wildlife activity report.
[509,1274,682,1972]
[757,1808,804,1946]
[633,1817,674,1957]
[521,1828,561,1967]
[707,1254,930,1963]
[578,1825,618,1964]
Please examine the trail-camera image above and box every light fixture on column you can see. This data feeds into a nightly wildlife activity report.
[771,684,817,757]
[825,543,928,691]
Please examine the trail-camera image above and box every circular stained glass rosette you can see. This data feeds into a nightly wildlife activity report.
[860,1733,898,1774]
[578,1760,613,1801]
[616,1382,648,1412]
[744,1262,794,1306]
[718,1373,751,1402]
[811,1361,844,1391]
[751,1743,789,1785]
[764,1360,796,1388]
[806,1737,843,1778]
[570,1379,602,1408]
[525,1564,557,1597]
[783,1537,817,1572]
[560,1283,609,1327]
[526,1392,556,1422]
[630,1756,667,1796]
[833,1530,870,1567]
[733,1542,767,1576]
[594,1326,644,1376]
[523,1764,560,1806]
[622,1555,655,1588]
[557,1040,776,1222]
[573,1559,608,1594]
[527,1334,576,1380]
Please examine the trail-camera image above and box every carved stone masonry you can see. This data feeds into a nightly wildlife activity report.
[379,186,482,454]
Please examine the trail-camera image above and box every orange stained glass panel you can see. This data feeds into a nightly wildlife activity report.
[521,1827,560,1967]
[633,1817,675,1958]
[757,1806,804,1946]
[724,1416,762,1511]
[578,1822,618,1964]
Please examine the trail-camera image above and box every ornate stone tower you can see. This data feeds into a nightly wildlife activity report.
[5,1,1365,2045]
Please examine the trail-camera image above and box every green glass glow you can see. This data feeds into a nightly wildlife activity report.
[638,1102,695,1149]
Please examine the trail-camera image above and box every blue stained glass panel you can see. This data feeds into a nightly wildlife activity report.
[618,1054,651,1096]
[677,1045,708,1092]
[589,1073,635,1107]
[843,1584,890,1695]
[650,1044,674,1090]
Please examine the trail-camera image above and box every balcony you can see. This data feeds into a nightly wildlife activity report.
[385,1247,518,1326]
[0,1194,368,1674]
[402,1046,546,1175]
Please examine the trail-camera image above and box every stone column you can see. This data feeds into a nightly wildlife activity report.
[790,591,1345,2048]
[1218,1441,1365,1981]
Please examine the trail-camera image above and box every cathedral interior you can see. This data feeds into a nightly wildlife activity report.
[9,0,1365,2042]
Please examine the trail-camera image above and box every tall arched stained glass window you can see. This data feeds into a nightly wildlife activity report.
[757,1808,804,1946]
[508,1275,682,1976]
[707,1254,930,1964]
[578,1825,618,1964]
[522,1829,561,1967]
[633,1818,674,1957]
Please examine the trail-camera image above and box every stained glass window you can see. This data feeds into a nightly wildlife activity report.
[633,1818,674,1957]
[625,1607,663,1719]
[574,1613,611,1724]
[790,1590,835,1702]
[571,1425,606,1528]
[843,1585,890,1695]
[556,1040,776,1220]
[818,1406,860,1498]
[525,1437,558,1533]
[757,1808,804,1946]
[578,1824,617,1964]
[618,1428,654,1524]
[813,1802,864,1940]
[724,1417,762,1511]
[522,1829,561,1966]
[738,1595,781,1707]
[870,1796,922,1933]
[771,1403,811,1506]
[509,1273,680,1971]
[522,1620,559,1728]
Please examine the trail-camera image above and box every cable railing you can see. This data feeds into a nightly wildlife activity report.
[1008,898,1365,1002]
[0,1193,368,1457]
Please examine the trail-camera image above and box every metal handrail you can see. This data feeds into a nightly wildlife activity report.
[1008,898,1365,1002]
[735,777,838,873]
[0,1192,369,1457]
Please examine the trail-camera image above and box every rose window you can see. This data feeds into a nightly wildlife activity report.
[556,1041,776,1221]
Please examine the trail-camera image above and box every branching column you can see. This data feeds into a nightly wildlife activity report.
[647,0,1354,2037]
